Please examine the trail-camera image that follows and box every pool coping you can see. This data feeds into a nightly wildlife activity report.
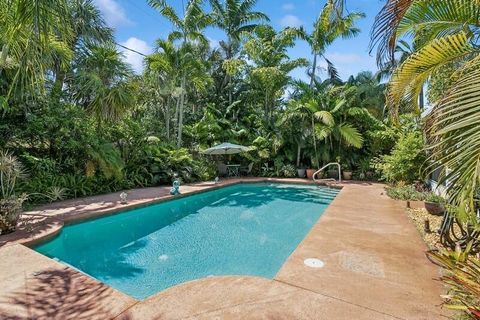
[0,179,447,319]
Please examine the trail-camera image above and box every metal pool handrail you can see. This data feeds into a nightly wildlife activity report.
[312,162,342,182]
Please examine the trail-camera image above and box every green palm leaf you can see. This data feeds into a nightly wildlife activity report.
[314,110,334,126]
[337,123,363,148]
[427,58,480,211]
[387,31,476,119]
[397,0,480,43]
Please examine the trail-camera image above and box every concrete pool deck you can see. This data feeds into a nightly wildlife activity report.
[0,178,447,319]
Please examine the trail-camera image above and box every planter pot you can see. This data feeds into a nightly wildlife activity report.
[297,168,306,178]
[424,201,445,216]
[343,171,353,180]
[306,169,316,180]
[0,199,23,235]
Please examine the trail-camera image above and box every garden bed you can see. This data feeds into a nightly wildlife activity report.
[405,208,443,250]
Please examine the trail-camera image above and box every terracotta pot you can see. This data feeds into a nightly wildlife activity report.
[306,169,316,180]
[424,202,445,216]
[343,171,352,180]
[297,168,306,178]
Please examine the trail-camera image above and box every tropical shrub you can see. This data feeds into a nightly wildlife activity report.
[427,247,480,319]
[373,131,426,183]
[385,184,424,201]
[0,150,26,234]
[424,193,445,205]
[279,164,297,178]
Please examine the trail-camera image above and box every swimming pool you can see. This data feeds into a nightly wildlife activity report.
[34,183,338,299]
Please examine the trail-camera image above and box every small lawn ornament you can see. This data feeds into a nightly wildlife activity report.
[119,192,128,204]
[170,175,181,195]
[214,176,219,184]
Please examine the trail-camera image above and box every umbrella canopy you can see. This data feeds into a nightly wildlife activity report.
[202,142,251,155]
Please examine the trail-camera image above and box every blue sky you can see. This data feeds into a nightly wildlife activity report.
[93,0,384,81]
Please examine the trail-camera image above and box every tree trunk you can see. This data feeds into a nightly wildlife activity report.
[311,116,319,168]
[174,95,180,138]
[310,53,317,88]
[165,95,171,140]
[177,74,186,148]
[419,85,425,111]
[296,144,302,167]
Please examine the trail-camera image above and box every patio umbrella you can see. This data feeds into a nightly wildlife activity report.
[201,142,251,155]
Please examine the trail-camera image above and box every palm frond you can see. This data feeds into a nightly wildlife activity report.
[314,110,334,126]
[370,0,415,65]
[426,57,480,211]
[387,32,475,119]
[337,123,364,148]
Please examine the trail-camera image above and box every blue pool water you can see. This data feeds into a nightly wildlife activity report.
[34,183,338,299]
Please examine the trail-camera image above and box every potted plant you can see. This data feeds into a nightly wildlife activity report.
[342,164,353,180]
[306,168,316,179]
[357,159,371,181]
[297,164,306,178]
[0,150,26,235]
[424,192,446,216]
[305,157,317,180]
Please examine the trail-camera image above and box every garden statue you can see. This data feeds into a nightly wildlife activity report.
[170,176,180,195]
[214,176,219,184]
[119,192,128,204]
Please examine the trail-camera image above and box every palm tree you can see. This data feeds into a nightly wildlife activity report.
[145,38,211,142]
[52,0,113,96]
[289,81,365,167]
[209,0,268,59]
[244,25,308,126]
[209,0,269,105]
[281,98,313,167]
[148,0,210,147]
[346,71,386,119]
[70,43,134,128]
[370,0,480,211]
[302,0,364,86]
[0,0,72,105]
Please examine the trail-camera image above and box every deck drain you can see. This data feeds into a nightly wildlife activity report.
[304,258,325,268]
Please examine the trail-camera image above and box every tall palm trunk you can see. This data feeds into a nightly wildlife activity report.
[296,144,302,167]
[310,53,317,88]
[165,95,171,140]
[311,115,319,168]
[225,38,234,105]
[177,74,186,148]
[419,85,425,111]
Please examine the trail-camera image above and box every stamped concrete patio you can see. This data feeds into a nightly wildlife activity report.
[0,178,447,319]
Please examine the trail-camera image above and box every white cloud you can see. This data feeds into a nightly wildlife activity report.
[94,0,132,27]
[282,3,295,11]
[280,15,303,28]
[120,37,152,73]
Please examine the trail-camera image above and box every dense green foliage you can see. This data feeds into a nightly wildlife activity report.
[385,184,424,201]
[374,130,426,183]
[0,0,394,206]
